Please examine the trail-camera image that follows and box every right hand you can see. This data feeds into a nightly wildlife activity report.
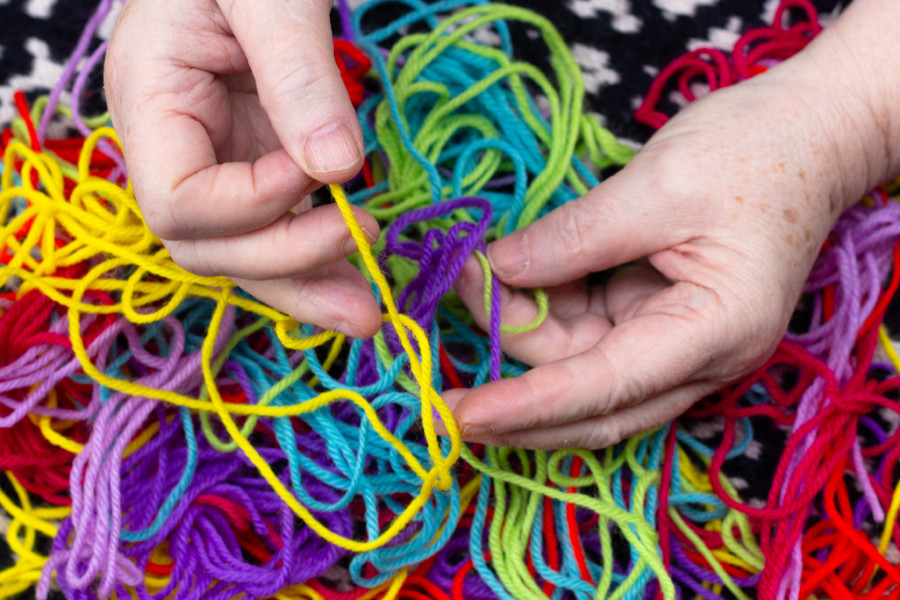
[105,0,382,338]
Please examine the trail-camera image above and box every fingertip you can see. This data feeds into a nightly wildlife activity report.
[332,320,365,338]
[432,419,449,438]
[326,289,380,339]
[330,296,380,339]
[334,309,379,339]
[442,388,471,412]
[447,388,497,440]
[324,262,382,338]
[302,120,365,182]
[432,397,464,438]
[453,254,484,296]
[487,231,529,282]
[225,0,364,183]
[351,305,382,339]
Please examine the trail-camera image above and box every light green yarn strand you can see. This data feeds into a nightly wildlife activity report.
[473,250,549,334]
[461,444,676,600]
[670,509,753,600]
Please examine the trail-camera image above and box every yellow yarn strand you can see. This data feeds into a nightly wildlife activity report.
[0,127,463,554]
[330,183,461,489]
[0,474,70,598]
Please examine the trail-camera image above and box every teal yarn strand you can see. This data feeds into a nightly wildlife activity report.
[348,2,665,596]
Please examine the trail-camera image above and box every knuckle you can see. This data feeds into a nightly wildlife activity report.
[164,242,215,277]
[591,347,644,414]
[288,273,327,314]
[638,149,703,218]
[127,154,197,242]
[647,149,686,189]
[162,242,192,273]
[716,292,787,379]
[586,419,626,449]
[140,201,183,242]
[519,375,554,428]
[552,202,594,260]
[260,62,337,115]
[731,323,781,377]
[140,175,206,241]
[133,190,174,240]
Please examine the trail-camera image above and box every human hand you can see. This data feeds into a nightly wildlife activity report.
[104,0,381,338]
[445,0,900,449]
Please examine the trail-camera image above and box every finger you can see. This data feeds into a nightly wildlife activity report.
[136,126,319,240]
[485,161,696,287]
[454,255,611,366]
[447,383,711,450]
[234,261,381,339]
[106,8,318,241]
[222,0,364,181]
[165,203,379,279]
[448,282,726,436]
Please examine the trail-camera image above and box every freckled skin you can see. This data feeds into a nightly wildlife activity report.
[783,208,798,224]
[448,0,900,449]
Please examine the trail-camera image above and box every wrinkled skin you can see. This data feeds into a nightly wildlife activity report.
[105,0,382,338]
[107,0,900,449]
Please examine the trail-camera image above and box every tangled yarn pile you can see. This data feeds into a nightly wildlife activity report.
[1,0,899,598]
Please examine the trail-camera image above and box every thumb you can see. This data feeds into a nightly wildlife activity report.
[221,0,364,182]
[486,163,690,287]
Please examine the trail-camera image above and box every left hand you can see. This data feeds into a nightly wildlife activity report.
[442,28,896,449]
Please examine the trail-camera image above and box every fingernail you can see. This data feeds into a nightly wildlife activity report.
[487,232,529,279]
[334,320,364,338]
[341,226,377,256]
[304,122,362,174]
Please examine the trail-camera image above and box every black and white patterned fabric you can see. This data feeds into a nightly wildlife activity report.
[1,0,850,145]
[508,0,846,144]
[0,0,114,128]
